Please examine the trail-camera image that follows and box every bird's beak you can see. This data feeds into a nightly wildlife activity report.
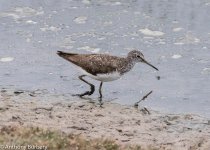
[142,59,159,71]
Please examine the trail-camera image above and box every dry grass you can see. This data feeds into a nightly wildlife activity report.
[0,125,150,150]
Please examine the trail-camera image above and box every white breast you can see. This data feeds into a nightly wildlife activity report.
[79,68,121,82]
[94,72,121,82]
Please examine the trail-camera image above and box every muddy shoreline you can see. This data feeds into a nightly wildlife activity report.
[0,88,210,149]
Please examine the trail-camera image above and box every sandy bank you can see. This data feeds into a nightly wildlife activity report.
[0,88,210,150]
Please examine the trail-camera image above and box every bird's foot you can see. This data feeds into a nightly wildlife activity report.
[98,96,103,107]
[72,91,93,97]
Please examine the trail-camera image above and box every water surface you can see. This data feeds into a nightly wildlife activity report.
[0,0,210,117]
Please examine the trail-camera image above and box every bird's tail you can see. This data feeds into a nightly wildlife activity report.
[57,51,77,60]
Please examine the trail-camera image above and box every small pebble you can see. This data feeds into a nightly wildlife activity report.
[14,91,24,95]
[156,76,160,80]
[116,129,122,132]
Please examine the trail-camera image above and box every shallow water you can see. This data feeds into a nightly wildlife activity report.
[0,0,210,118]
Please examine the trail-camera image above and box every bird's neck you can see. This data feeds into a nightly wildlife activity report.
[119,57,136,75]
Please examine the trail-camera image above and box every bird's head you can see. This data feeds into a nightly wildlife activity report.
[127,50,158,71]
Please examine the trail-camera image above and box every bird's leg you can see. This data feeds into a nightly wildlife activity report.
[98,82,103,106]
[73,75,95,97]
[99,82,103,99]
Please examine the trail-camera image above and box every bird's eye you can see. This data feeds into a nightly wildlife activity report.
[137,55,140,58]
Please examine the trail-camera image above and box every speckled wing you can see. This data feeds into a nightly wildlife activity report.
[68,54,121,75]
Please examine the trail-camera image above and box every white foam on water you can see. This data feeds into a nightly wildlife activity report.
[159,56,166,60]
[112,2,121,5]
[26,38,31,42]
[174,42,184,45]
[173,27,183,32]
[160,96,167,100]
[143,36,154,39]
[82,0,91,4]
[73,16,87,24]
[78,46,100,53]
[139,28,165,36]
[69,6,78,9]
[203,68,210,71]
[103,21,113,26]
[129,32,139,37]
[202,68,210,74]
[98,37,106,40]
[191,37,200,43]
[158,41,166,44]
[175,32,200,44]
[40,25,61,32]
[0,57,14,62]
[59,36,75,49]
[52,11,57,14]
[171,54,182,59]
[0,7,44,21]
[26,20,37,24]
